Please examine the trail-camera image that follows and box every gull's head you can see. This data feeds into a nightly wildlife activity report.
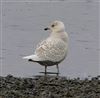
[44,20,65,33]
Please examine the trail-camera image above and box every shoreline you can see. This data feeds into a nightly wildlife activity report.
[0,75,100,98]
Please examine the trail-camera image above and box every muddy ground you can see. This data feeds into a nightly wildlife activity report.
[0,75,100,98]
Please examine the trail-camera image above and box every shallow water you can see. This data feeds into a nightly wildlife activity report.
[1,0,100,78]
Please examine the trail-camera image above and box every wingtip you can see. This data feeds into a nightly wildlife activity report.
[22,56,28,59]
[22,55,34,60]
[22,55,41,61]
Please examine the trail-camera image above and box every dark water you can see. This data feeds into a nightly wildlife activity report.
[1,0,100,78]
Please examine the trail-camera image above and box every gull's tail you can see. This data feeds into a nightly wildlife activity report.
[23,55,41,61]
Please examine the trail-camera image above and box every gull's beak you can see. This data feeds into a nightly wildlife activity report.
[44,27,50,31]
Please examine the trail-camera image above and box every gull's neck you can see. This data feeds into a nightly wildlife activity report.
[56,29,65,33]
[50,30,68,42]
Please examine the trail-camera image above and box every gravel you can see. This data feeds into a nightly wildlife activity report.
[0,75,100,98]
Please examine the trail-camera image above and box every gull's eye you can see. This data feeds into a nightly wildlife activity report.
[51,24,55,27]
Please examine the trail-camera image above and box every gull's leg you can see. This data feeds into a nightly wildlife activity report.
[56,64,59,75]
[45,66,47,75]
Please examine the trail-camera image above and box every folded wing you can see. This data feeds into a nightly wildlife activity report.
[35,38,67,62]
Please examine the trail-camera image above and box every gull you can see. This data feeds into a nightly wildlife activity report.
[23,20,68,75]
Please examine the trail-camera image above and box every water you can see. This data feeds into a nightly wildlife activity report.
[1,0,100,78]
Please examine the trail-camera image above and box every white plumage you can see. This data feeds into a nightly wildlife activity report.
[23,20,68,74]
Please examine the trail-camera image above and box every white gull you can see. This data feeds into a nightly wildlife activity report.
[23,20,68,74]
